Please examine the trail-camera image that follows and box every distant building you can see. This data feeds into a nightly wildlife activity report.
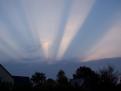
[12,76,32,90]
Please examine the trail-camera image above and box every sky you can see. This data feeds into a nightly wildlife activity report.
[0,0,121,77]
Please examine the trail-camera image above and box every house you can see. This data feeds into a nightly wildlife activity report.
[0,64,32,90]
[0,64,14,84]
[0,64,14,90]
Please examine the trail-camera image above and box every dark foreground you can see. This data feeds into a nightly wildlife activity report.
[1,66,121,91]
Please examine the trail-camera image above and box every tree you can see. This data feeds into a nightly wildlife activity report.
[31,72,46,89]
[45,78,56,90]
[73,66,99,91]
[56,70,69,89]
[98,66,118,90]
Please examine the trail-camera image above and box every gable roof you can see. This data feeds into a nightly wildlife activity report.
[0,64,13,78]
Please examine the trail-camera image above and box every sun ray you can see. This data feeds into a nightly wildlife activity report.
[56,0,95,60]
[0,23,24,60]
[83,18,121,61]
[20,0,65,60]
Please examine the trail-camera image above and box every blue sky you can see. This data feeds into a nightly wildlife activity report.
[0,0,121,64]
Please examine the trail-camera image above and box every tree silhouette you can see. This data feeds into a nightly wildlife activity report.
[72,66,99,91]
[117,76,121,91]
[56,70,69,89]
[31,72,46,89]
[45,78,56,90]
[1,63,120,91]
[98,66,118,90]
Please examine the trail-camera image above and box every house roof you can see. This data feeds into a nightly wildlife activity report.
[0,64,13,78]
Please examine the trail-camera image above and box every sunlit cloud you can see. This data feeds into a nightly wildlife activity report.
[56,0,95,60]
[0,0,34,46]
[0,1,42,61]
[41,41,51,59]
[0,22,24,60]
[83,19,121,61]
[0,0,121,63]
[20,0,65,60]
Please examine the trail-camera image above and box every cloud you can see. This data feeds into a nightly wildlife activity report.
[83,19,121,61]
[20,0,65,59]
[56,0,95,60]
[0,0,121,63]
[0,22,24,60]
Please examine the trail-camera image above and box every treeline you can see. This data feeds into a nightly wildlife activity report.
[1,66,121,91]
